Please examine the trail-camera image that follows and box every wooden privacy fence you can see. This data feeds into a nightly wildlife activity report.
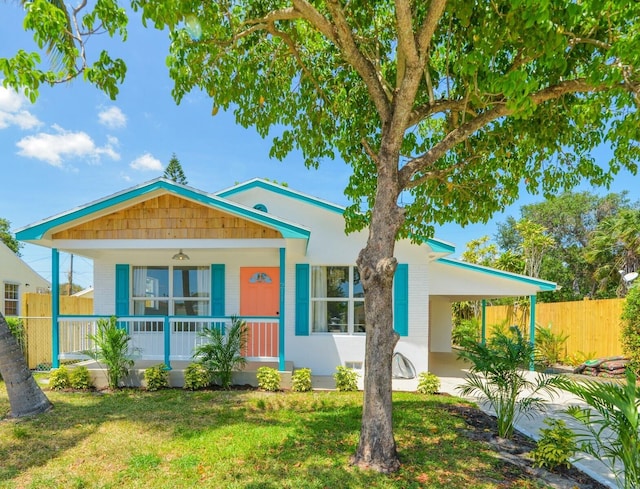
[21,293,93,369]
[483,298,625,359]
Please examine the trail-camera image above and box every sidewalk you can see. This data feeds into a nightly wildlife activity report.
[429,352,619,488]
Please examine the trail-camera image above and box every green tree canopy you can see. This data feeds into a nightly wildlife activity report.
[0,218,22,256]
[3,0,640,472]
[163,153,188,184]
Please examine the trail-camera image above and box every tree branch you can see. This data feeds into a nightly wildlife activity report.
[398,78,606,188]
[416,0,447,61]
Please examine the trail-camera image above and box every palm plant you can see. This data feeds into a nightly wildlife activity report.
[194,316,248,389]
[457,326,560,439]
[556,369,640,489]
[86,316,134,389]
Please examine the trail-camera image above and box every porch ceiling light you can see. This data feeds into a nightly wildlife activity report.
[172,249,190,261]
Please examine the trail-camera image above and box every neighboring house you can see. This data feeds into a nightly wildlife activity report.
[16,178,555,377]
[0,241,50,317]
[72,286,94,299]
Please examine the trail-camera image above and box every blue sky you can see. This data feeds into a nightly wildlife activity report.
[1,4,638,289]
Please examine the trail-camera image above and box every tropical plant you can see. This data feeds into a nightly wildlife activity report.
[193,316,248,389]
[0,217,22,255]
[0,312,52,417]
[534,323,569,367]
[565,350,598,368]
[416,372,440,395]
[256,367,281,392]
[556,369,640,489]
[144,364,169,391]
[49,365,71,390]
[5,317,25,353]
[451,317,481,347]
[621,285,640,375]
[9,0,640,473]
[530,418,577,470]
[86,316,134,390]
[183,363,211,391]
[457,326,560,439]
[334,366,359,392]
[291,368,312,392]
[69,366,93,390]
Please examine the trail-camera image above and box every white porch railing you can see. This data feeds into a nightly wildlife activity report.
[56,315,280,367]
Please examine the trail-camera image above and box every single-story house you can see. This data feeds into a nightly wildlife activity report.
[0,241,50,317]
[15,178,555,383]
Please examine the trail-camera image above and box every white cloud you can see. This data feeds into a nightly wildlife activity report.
[98,106,127,129]
[0,86,42,130]
[16,125,120,167]
[130,152,163,171]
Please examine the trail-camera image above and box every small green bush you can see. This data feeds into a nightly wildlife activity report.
[530,418,578,470]
[144,364,169,391]
[69,366,93,390]
[183,363,211,390]
[49,366,71,390]
[534,323,569,367]
[256,367,281,392]
[334,366,358,392]
[416,372,440,394]
[452,317,480,347]
[291,368,312,392]
[622,285,640,375]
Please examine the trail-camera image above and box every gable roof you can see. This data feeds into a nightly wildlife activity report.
[217,178,455,256]
[16,178,310,244]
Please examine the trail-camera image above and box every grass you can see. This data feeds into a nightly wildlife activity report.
[0,375,548,489]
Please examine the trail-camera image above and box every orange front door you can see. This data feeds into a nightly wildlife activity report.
[240,267,279,358]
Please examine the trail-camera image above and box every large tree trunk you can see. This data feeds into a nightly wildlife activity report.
[351,163,404,473]
[0,313,52,418]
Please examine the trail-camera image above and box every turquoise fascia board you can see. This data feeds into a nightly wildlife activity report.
[216,179,346,215]
[437,257,557,291]
[425,238,455,254]
[16,178,309,241]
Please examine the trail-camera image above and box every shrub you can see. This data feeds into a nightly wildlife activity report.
[557,369,640,489]
[194,316,247,389]
[534,323,569,367]
[183,363,211,390]
[565,350,598,367]
[49,366,71,390]
[334,366,359,392]
[291,368,312,392]
[144,364,169,391]
[256,367,281,392]
[5,317,26,353]
[69,366,93,390]
[457,326,560,439]
[622,286,640,375]
[416,372,440,394]
[530,418,577,470]
[452,317,480,347]
[87,316,134,389]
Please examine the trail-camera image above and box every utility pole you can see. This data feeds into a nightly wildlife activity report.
[67,254,73,295]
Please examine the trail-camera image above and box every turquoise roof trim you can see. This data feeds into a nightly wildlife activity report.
[437,257,557,291]
[218,179,454,255]
[16,178,310,241]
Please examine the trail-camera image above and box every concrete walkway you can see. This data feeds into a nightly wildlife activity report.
[429,352,619,488]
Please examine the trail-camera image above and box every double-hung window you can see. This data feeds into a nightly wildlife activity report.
[3,283,18,316]
[311,266,365,334]
[132,266,210,317]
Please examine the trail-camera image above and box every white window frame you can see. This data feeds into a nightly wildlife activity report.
[131,266,210,317]
[3,282,19,316]
[310,265,365,335]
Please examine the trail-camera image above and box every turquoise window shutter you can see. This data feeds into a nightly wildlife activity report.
[295,264,310,336]
[115,264,130,316]
[393,264,409,336]
[211,264,225,316]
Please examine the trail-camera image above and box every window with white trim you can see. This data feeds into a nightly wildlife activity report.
[3,283,19,316]
[132,266,210,317]
[311,266,365,333]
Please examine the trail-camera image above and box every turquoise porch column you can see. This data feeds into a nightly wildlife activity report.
[52,248,60,368]
[481,299,487,346]
[279,248,286,371]
[529,295,536,371]
[163,316,171,370]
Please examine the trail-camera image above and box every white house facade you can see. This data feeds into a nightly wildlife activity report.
[0,241,50,317]
[16,178,555,377]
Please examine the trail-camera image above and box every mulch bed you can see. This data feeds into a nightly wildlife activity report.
[442,402,609,489]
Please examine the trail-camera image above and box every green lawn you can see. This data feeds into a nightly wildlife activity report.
[0,376,546,489]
